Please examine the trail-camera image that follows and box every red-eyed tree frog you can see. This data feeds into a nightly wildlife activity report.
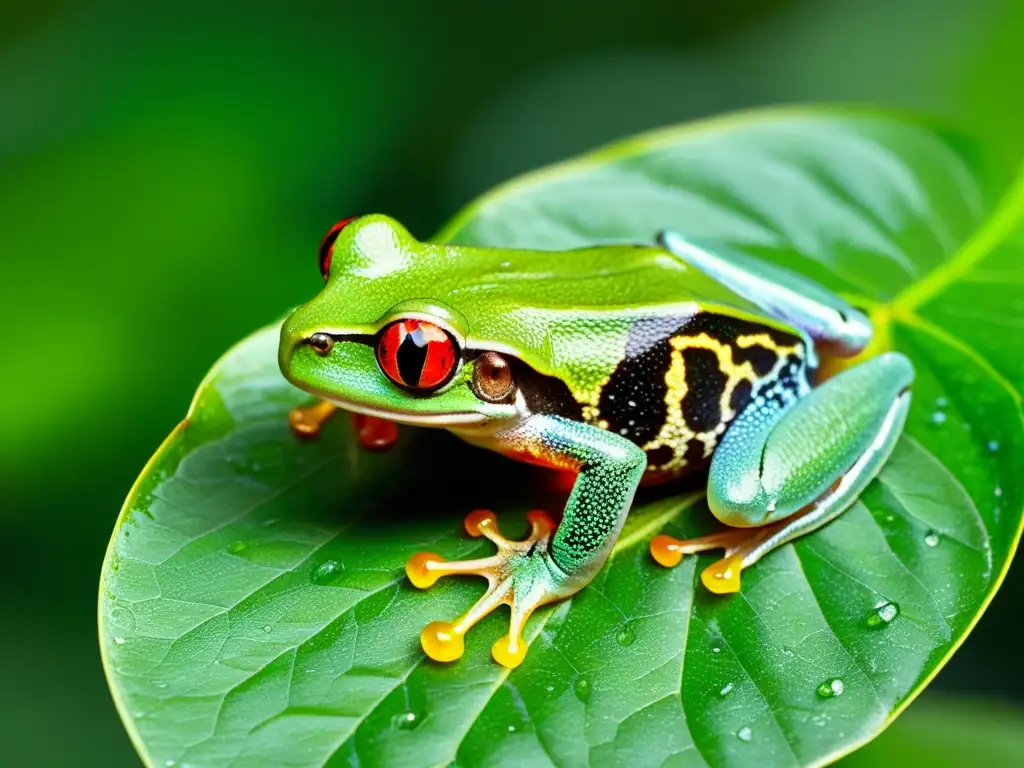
[278,215,913,669]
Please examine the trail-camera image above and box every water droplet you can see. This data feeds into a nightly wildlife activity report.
[113,636,125,646]
[935,396,948,407]
[227,541,248,554]
[573,674,593,705]
[737,726,753,742]
[392,711,418,730]
[816,678,845,698]
[720,682,734,697]
[546,685,554,693]
[108,605,137,634]
[811,714,829,728]
[165,761,176,767]
[867,601,900,628]
[616,623,636,647]
[313,560,341,584]
[987,440,1000,453]
[507,725,516,732]
[931,411,947,425]
[262,625,272,634]
[924,531,940,548]
[995,487,1003,497]
[711,646,721,654]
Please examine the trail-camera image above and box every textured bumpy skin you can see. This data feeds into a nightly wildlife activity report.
[278,214,913,666]
[280,215,809,479]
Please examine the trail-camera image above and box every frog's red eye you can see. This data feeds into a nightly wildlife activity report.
[318,217,358,280]
[376,319,458,391]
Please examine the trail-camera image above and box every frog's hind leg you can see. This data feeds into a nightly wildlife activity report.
[657,230,871,357]
[651,352,913,594]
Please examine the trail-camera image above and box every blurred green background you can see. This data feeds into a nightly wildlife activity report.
[2,1,1023,765]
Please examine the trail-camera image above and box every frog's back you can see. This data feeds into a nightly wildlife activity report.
[328,218,812,476]
[433,243,809,476]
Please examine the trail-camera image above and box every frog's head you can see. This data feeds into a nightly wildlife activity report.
[278,215,520,430]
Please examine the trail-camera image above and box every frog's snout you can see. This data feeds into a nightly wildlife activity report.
[278,311,323,376]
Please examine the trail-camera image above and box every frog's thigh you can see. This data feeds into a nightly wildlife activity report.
[708,352,914,529]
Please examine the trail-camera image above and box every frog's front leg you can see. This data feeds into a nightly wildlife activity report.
[289,400,398,450]
[406,414,647,668]
[652,352,913,593]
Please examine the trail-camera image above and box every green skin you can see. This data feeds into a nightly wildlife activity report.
[279,215,914,660]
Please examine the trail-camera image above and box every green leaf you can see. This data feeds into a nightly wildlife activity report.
[101,108,1024,767]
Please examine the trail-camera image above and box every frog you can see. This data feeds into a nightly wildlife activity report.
[278,214,914,669]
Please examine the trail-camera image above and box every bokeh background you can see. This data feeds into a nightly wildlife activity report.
[2,1,1023,765]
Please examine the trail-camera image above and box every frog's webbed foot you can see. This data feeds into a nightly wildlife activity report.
[289,399,339,439]
[289,401,398,451]
[650,524,791,594]
[406,509,571,668]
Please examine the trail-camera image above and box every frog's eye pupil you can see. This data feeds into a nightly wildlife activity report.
[318,216,358,280]
[377,319,457,391]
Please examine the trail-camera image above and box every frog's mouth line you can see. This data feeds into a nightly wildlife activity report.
[319,393,489,428]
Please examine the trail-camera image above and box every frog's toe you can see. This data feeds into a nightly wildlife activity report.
[288,399,338,439]
[700,553,744,594]
[650,527,781,595]
[649,528,753,569]
[406,509,565,668]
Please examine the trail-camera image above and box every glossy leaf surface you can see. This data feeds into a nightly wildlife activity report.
[101,109,1024,767]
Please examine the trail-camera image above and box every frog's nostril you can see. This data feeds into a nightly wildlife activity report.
[307,333,335,357]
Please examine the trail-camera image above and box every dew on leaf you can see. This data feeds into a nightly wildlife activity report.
[113,636,125,646]
[573,674,593,704]
[616,623,636,647]
[711,646,721,654]
[312,560,341,584]
[867,601,900,628]
[995,487,1003,497]
[935,396,948,407]
[108,605,137,634]
[816,678,845,698]
[737,726,753,742]
[987,440,1000,453]
[262,625,272,634]
[720,682,734,697]
[392,711,419,730]
[931,411,947,425]
[924,531,940,548]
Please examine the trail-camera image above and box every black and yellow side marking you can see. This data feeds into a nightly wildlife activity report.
[587,313,809,475]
